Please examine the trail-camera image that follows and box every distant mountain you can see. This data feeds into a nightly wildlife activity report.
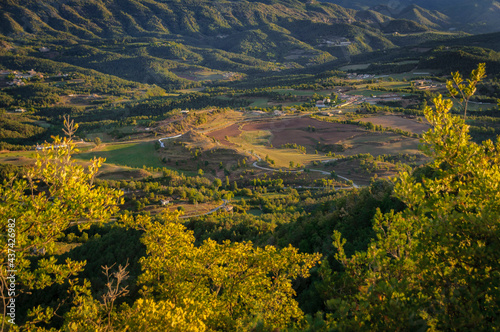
[392,5,450,29]
[0,0,359,38]
[0,0,470,89]
[321,0,500,34]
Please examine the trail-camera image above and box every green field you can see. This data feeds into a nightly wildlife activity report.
[194,70,225,80]
[75,141,165,169]
[249,98,270,107]
[457,101,497,111]
[363,81,412,88]
[0,150,36,159]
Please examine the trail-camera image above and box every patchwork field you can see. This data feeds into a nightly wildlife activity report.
[342,134,421,156]
[202,115,416,173]
[242,118,364,147]
[359,115,430,134]
[0,109,427,184]
[198,114,427,181]
[0,110,429,185]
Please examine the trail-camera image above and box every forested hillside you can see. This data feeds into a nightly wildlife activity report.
[1,0,500,330]
[0,0,475,92]
[323,0,500,33]
[0,0,469,74]
[1,65,499,330]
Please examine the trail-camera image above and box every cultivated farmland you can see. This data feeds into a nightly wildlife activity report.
[241,118,364,147]
[359,115,430,134]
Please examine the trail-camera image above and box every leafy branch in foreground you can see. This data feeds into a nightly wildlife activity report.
[62,213,321,331]
[446,62,486,120]
[0,118,123,330]
[328,63,500,331]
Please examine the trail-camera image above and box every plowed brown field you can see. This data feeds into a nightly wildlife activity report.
[242,118,363,146]
[206,123,242,147]
[359,115,430,134]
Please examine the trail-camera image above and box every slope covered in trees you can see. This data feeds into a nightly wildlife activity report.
[323,0,500,34]
[0,0,468,81]
[1,63,499,330]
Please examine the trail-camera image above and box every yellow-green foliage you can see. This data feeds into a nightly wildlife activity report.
[329,64,500,330]
[0,119,123,330]
[1,119,320,331]
[132,213,321,330]
[61,212,320,331]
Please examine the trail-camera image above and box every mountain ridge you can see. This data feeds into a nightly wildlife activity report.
[0,0,480,89]
[321,0,500,33]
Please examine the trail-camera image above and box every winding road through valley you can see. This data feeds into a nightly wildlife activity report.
[158,134,359,189]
